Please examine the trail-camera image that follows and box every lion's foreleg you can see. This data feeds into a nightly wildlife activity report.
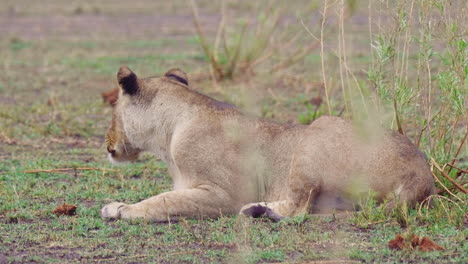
[101,186,234,221]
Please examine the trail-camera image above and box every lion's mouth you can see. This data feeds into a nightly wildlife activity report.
[106,145,117,157]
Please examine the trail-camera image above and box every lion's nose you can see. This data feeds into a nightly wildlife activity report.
[107,146,116,156]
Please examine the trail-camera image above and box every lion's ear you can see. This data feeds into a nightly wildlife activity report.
[117,66,139,95]
[164,68,188,86]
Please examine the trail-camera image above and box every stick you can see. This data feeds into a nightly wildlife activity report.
[447,126,468,174]
[298,261,361,264]
[445,163,468,174]
[431,158,467,194]
[23,167,118,173]
[432,172,464,203]
[320,0,332,115]
[190,0,223,79]
[430,167,464,203]
[393,98,404,135]
[89,254,147,261]
[270,40,321,73]
[418,195,465,217]
[170,250,201,256]
[415,109,441,148]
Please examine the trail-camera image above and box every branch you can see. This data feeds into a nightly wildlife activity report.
[431,158,467,194]
[190,0,223,78]
[445,163,468,174]
[447,126,468,174]
[415,109,441,148]
[24,167,118,174]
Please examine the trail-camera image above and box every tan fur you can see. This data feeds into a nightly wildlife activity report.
[101,66,435,221]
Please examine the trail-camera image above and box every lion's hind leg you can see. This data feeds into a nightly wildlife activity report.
[239,178,321,221]
[240,153,323,221]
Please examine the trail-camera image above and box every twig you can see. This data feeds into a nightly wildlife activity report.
[415,109,441,148]
[340,57,368,114]
[190,0,223,79]
[300,19,319,41]
[267,18,322,73]
[296,261,361,264]
[447,115,459,155]
[337,1,348,114]
[444,183,468,195]
[393,97,404,135]
[225,21,249,78]
[445,163,468,174]
[431,158,467,194]
[170,250,202,256]
[320,0,332,115]
[23,167,119,174]
[90,254,148,261]
[12,185,19,200]
[430,168,464,203]
[447,126,468,174]
[213,0,226,64]
[270,40,321,73]
[418,195,465,217]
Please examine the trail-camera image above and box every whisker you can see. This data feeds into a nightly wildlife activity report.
[122,139,129,155]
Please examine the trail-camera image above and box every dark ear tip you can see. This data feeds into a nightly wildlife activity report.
[164,68,188,86]
[165,68,185,76]
[117,66,138,95]
[117,66,135,82]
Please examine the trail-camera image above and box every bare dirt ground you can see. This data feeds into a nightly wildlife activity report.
[0,14,217,40]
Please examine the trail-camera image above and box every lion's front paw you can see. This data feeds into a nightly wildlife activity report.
[101,202,126,220]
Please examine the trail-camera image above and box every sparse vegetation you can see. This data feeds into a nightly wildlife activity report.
[189,0,355,81]
[0,0,466,263]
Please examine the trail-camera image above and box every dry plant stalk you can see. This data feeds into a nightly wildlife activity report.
[445,163,468,174]
[415,110,441,147]
[431,158,467,194]
[430,166,464,203]
[393,98,404,135]
[337,0,349,113]
[320,0,332,115]
[24,167,118,174]
[190,0,223,79]
[447,126,468,174]
[418,195,464,217]
[189,0,349,81]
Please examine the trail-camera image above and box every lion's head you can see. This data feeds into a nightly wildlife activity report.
[105,66,188,163]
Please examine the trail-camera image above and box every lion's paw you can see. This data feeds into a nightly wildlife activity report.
[239,203,268,217]
[101,202,126,220]
[239,202,284,222]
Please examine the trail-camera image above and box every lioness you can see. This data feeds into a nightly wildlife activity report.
[101,66,435,221]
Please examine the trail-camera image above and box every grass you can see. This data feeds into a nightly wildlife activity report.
[0,0,466,263]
